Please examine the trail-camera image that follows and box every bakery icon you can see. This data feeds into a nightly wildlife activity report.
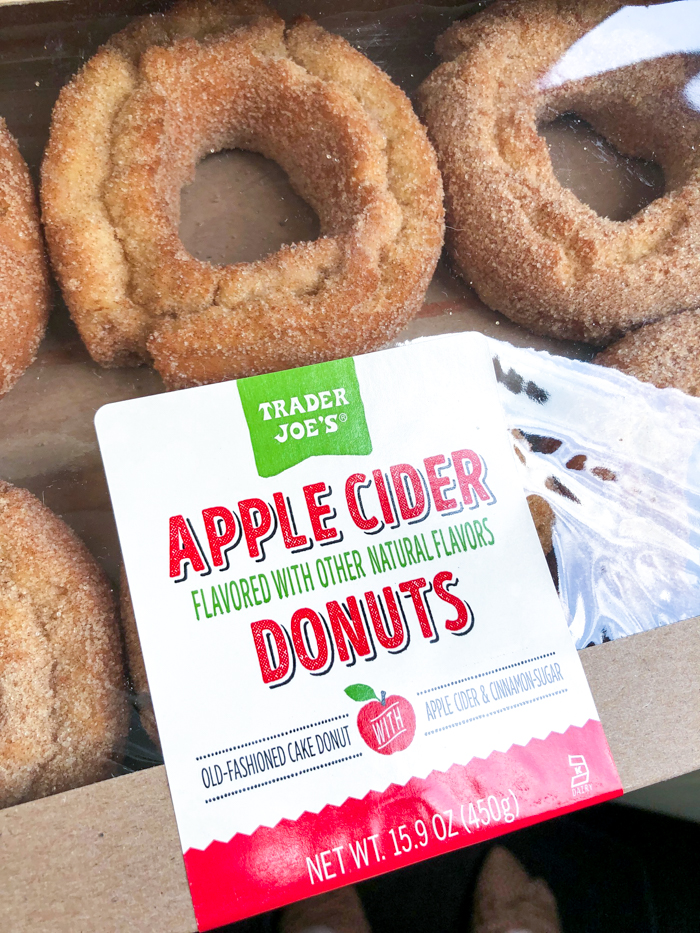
[568,754,590,788]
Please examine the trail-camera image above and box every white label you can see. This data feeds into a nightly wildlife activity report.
[96,335,617,928]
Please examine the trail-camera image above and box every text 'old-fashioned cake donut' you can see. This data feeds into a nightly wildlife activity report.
[41,0,444,389]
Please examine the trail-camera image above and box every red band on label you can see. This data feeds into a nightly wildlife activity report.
[184,719,621,931]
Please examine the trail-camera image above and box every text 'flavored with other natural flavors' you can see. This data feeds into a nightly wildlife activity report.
[96,333,621,931]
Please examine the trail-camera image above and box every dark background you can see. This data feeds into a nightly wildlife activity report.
[217,802,700,933]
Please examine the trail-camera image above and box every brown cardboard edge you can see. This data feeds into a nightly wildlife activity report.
[0,766,196,932]
[1,617,698,932]
[580,615,700,792]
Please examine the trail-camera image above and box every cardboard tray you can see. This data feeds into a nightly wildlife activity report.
[0,0,698,929]
[0,616,698,933]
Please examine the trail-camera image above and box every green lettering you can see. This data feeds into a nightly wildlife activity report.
[191,590,201,621]
[240,578,253,609]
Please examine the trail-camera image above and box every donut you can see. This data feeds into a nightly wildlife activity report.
[595,309,700,396]
[527,493,555,555]
[0,481,127,809]
[41,0,444,389]
[0,119,49,397]
[120,568,159,750]
[417,0,700,345]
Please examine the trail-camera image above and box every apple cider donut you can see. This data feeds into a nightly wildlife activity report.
[417,0,700,345]
[0,120,49,397]
[0,481,127,809]
[41,0,443,388]
[596,309,700,396]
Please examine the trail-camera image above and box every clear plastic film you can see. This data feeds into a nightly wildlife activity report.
[0,0,697,813]
[490,341,700,649]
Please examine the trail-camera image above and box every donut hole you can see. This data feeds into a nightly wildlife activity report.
[541,113,665,222]
[108,46,404,317]
[179,149,320,266]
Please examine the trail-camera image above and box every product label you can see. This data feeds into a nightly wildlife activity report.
[95,334,621,931]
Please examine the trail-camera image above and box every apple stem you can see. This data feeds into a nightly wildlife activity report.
[381,690,386,706]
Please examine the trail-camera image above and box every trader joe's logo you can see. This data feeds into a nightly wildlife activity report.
[238,358,372,477]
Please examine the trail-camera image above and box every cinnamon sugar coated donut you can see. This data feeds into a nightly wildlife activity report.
[0,482,127,809]
[596,309,700,396]
[417,0,700,346]
[120,568,159,749]
[527,494,555,555]
[41,0,444,389]
[0,120,49,396]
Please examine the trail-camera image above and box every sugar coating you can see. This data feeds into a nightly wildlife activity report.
[0,481,127,809]
[596,309,700,396]
[41,0,444,388]
[0,120,49,397]
[417,0,700,347]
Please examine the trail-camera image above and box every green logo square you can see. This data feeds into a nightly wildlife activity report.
[238,358,372,477]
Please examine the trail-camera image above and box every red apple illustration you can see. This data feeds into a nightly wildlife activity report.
[345,684,416,755]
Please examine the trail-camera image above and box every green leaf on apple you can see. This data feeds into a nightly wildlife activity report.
[344,684,378,702]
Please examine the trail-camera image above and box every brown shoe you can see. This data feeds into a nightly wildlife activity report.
[280,886,372,933]
[472,847,562,933]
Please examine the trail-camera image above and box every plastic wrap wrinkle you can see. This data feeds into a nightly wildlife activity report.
[542,1,700,91]
[490,340,700,650]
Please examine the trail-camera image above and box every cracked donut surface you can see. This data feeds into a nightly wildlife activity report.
[0,481,127,809]
[0,120,49,397]
[417,0,700,347]
[41,0,444,389]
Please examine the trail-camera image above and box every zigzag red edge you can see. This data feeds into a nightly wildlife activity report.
[184,719,621,930]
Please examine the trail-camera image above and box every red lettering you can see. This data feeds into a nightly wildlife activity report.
[424,455,457,512]
[345,474,379,532]
[327,597,372,662]
[169,515,206,579]
[201,506,239,568]
[273,492,309,550]
[433,570,473,633]
[365,587,406,650]
[251,620,291,685]
[239,498,275,560]
[390,463,427,521]
[399,577,434,639]
[372,469,397,526]
[291,608,330,672]
[453,449,493,507]
[304,482,340,543]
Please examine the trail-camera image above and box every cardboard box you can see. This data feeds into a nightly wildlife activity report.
[0,615,697,932]
[0,0,698,929]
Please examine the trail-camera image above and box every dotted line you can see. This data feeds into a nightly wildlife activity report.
[195,714,349,761]
[425,688,568,736]
[204,753,363,803]
[417,653,556,696]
